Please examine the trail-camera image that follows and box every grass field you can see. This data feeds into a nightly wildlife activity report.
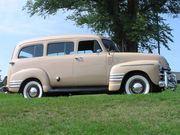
[0,87,179,135]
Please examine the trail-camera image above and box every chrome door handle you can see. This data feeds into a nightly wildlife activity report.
[75,56,83,60]
[9,61,15,65]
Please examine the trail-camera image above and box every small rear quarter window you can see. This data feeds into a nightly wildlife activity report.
[18,45,43,59]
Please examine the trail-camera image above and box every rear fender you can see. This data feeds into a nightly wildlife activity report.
[8,68,51,92]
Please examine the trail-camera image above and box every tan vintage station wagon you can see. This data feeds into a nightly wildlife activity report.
[6,35,177,98]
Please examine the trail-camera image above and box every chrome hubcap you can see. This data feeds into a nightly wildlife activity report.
[29,87,38,97]
[132,83,143,93]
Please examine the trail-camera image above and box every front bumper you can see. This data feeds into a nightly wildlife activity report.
[159,67,177,91]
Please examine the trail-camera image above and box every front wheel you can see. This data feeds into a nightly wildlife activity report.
[125,75,151,94]
[23,81,43,98]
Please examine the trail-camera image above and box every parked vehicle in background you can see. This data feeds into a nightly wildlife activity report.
[6,35,177,98]
[0,87,3,92]
[172,72,180,83]
[0,76,7,92]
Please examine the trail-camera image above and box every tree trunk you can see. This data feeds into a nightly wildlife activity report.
[126,41,138,52]
[110,0,139,52]
[111,0,125,52]
[125,0,138,52]
[114,36,138,52]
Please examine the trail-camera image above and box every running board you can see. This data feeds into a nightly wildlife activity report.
[47,86,108,93]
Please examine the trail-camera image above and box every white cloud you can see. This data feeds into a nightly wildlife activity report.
[0,0,92,38]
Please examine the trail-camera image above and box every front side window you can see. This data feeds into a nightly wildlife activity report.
[47,42,74,56]
[78,40,102,54]
[102,39,120,52]
[18,45,43,59]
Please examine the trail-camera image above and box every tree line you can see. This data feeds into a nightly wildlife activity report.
[24,0,180,52]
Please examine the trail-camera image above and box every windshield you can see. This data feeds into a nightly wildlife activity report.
[102,39,120,52]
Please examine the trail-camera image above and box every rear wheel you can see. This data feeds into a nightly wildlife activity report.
[23,81,43,98]
[125,75,151,94]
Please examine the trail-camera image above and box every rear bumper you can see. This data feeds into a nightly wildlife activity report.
[2,86,9,92]
[159,70,177,91]
[4,85,20,93]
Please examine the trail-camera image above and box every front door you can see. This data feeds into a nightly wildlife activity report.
[74,40,107,86]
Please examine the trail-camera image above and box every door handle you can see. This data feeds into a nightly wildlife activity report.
[9,61,15,65]
[75,56,83,60]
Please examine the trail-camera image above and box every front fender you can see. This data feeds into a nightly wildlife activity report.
[109,60,160,91]
[8,68,51,92]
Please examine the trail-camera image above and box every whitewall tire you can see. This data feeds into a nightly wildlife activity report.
[125,75,151,94]
[23,81,43,98]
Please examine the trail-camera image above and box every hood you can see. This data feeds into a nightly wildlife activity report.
[112,52,169,67]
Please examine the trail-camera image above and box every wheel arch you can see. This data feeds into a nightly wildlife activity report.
[19,78,42,93]
[109,61,160,92]
[8,68,51,93]
[122,70,152,85]
[120,70,154,93]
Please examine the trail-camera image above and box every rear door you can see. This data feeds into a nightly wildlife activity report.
[42,42,75,87]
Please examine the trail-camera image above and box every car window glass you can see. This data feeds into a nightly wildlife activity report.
[18,45,43,59]
[66,42,74,55]
[34,45,43,57]
[102,39,120,52]
[47,42,74,56]
[78,40,102,54]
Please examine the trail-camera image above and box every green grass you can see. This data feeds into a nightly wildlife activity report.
[0,87,180,135]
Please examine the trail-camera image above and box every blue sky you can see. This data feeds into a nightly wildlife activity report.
[0,0,180,78]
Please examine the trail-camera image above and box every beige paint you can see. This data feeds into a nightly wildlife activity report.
[109,60,160,91]
[7,35,169,93]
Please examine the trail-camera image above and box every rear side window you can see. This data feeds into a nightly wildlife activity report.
[78,40,102,54]
[47,42,74,56]
[18,45,43,59]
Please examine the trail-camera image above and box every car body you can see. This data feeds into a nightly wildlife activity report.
[6,35,177,98]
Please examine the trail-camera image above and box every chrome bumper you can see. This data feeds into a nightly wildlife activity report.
[2,86,9,93]
[159,70,177,91]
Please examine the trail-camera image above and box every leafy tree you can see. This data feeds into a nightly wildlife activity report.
[24,0,180,52]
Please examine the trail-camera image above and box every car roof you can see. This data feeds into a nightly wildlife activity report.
[17,34,110,46]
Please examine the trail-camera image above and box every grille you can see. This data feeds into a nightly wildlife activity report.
[160,70,165,81]
[160,67,171,81]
